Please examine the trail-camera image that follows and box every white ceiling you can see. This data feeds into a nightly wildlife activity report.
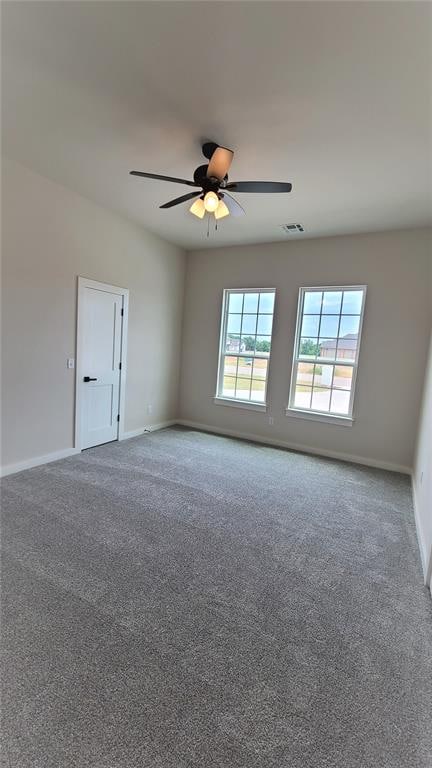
[2,1,431,250]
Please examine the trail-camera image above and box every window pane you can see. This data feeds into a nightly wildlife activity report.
[342,290,363,315]
[339,315,360,337]
[226,334,242,353]
[251,383,265,403]
[294,384,312,409]
[227,314,241,334]
[336,336,357,360]
[320,315,339,337]
[234,382,251,399]
[243,293,259,313]
[301,315,320,337]
[257,314,273,335]
[223,356,238,377]
[222,376,236,397]
[235,357,253,400]
[330,389,350,415]
[241,334,256,353]
[317,339,337,360]
[322,291,342,314]
[303,291,322,314]
[238,355,253,368]
[297,362,314,386]
[228,293,243,313]
[235,381,252,398]
[311,386,331,412]
[333,366,353,390]
[299,338,319,358]
[313,364,334,387]
[252,358,268,380]
[241,314,257,335]
[256,335,271,354]
[259,292,275,313]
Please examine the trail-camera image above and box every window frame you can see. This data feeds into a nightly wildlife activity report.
[287,285,367,424]
[215,287,276,411]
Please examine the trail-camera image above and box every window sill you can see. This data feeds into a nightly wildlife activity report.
[285,407,353,427]
[214,397,267,413]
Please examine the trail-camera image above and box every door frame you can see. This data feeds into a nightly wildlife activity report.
[75,276,129,450]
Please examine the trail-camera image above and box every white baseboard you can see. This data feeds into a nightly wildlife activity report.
[1,421,176,477]
[1,447,81,478]
[176,419,412,475]
[119,420,177,441]
[411,475,432,587]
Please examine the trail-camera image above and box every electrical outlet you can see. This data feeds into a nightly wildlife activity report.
[67,358,75,369]
[268,416,274,426]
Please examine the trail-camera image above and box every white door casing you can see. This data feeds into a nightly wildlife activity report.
[75,278,129,450]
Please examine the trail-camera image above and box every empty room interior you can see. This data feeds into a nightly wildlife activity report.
[1,2,432,767]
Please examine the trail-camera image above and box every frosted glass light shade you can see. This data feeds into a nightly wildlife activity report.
[215,199,230,219]
[203,191,219,212]
[189,198,206,218]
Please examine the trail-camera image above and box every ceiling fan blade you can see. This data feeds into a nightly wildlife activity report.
[159,191,201,209]
[206,147,234,181]
[221,192,245,217]
[225,181,292,193]
[130,171,199,188]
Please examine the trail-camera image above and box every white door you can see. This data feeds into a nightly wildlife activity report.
[80,285,124,449]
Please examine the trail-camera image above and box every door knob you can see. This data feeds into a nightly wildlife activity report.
[83,376,97,382]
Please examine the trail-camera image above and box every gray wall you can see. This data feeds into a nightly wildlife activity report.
[1,158,186,469]
[179,229,432,471]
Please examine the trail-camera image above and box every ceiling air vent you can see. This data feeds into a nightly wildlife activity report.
[281,223,304,234]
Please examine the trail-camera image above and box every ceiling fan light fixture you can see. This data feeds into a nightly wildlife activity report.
[203,191,219,212]
[131,141,292,230]
[189,198,206,219]
[214,199,230,220]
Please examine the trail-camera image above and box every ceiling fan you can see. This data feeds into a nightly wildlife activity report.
[130,142,292,221]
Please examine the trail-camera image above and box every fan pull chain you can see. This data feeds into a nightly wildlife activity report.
[207,215,210,238]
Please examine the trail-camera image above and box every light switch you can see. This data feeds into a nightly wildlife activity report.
[67,358,75,369]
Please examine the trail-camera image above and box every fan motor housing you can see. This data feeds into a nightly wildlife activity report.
[193,164,228,193]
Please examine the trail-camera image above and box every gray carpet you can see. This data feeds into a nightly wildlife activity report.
[1,427,431,768]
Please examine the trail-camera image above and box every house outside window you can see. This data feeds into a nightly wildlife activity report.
[320,334,357,360]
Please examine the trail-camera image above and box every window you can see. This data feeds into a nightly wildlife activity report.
[288,286,366,421]
[216,289,276,408]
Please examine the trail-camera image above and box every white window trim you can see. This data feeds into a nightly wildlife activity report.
[287,284,367,424]
[214,397,267,412]
[215,288,276,410]
[285,407,353,427]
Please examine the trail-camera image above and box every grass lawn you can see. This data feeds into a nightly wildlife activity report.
[223,376,265,391]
